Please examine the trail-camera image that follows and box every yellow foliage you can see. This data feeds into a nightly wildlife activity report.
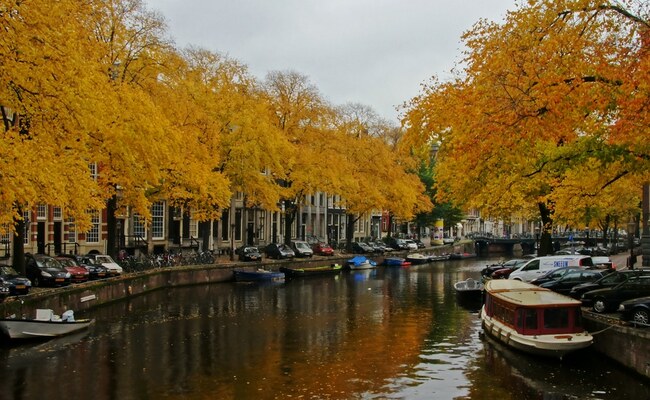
[402,0,650,225]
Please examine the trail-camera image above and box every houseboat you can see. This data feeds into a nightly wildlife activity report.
[481,279,593,358]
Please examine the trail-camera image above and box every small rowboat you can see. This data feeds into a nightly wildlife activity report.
[279,263,343,278]
[0,309,94,340]
[233,268,285,282]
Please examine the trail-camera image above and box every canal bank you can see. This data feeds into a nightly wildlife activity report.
[0,242,475,318]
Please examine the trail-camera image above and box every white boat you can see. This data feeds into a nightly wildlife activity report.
[454,277,484,294]
[481,279,592,358]
[0,309,94,340]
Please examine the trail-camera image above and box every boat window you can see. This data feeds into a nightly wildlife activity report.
[522,260,539,271]
[525,309,538,330]
[544,308,570,329]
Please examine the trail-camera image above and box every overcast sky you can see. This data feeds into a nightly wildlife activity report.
[144,0,515,123]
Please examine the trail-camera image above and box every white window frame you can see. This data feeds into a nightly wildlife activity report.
[67,217,77,243]
[89,162,98,181]
[133,213,146,239]
[86,210,100,243]
[23,210,30,244]
[151,202,165,239]
[37,204,47,220]
[53,206,62,221]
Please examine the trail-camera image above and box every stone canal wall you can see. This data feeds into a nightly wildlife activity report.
[583,311,650,379]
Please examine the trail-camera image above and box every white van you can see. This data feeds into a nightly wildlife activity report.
[509,255,593,282]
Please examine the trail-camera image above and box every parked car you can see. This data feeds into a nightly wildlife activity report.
[538,270,604,295]
[404,239,418,250]
[581,275,650,313]
[0,282,10,301]
[236,246,263,262]
[386,237,410,251]
[351,242,374,254]
[85,254,123,276]
[620,296,650,327]
[530,266,580,286]
[414,240,426,249]
[569,269,650,299]
[0,264,31,295]
[264,243,295,259]
[72,255,110,280]
[55,256,90,283]
[487,259,528,279]
[312,242,334,256]
[509,255,594,282]
[24,253,71,287]
[291,241,314,258]
[481,259,527,279]
[369,241,391,253]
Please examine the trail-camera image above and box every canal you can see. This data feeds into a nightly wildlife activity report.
[1,257,649,399]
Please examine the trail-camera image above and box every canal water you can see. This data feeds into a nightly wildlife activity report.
[1,257,649,400]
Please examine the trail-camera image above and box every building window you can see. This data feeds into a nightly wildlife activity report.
[67,218,77,243]
[151,201,164,239]
[86,210,100,243]
[0,225,10,245]
[53,206,62,221]
[37,204,47,220]
[23,210,30,244]
[189,209,198,239]
[133,213,146,238]
[89,163,98,181]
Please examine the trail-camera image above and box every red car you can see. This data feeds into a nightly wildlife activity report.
[55,256,90,283]
[312,242,334,256]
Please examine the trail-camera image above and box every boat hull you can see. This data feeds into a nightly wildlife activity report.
[233,269,285,282]
[0,319,94,340]
[279,264,343,278]
[480,309,592,358]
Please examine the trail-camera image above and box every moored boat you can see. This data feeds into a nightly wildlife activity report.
[347,256,378,270]
[454,277,484,295]
[405,253,429,265]
[382,257,411,267]
[481,279,592,358]
[0,309,94,340]
[233,268,285,282]
[280,263,343,277]
[454,277,484,310]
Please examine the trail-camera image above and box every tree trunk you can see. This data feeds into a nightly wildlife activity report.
[12,209,26,275]
[345,213,357,253]
[283,199,296,246]
[106,194,117,259]
[538,202,554,256]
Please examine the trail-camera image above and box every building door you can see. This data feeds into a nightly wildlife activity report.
[247,222,254,245]
[37,222,45,254]
[53,221,62,254]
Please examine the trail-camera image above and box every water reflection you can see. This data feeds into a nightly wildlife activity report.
[0,257,648,399]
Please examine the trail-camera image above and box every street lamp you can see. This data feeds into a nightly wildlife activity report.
[628,219,636,269]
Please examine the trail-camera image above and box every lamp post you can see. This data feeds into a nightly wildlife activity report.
[628,219,636,269]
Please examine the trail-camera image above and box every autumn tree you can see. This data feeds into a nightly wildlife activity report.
[1,0,111,272]
[332,106,431,251]
[403,0,650,255]
[263,70,344,244]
